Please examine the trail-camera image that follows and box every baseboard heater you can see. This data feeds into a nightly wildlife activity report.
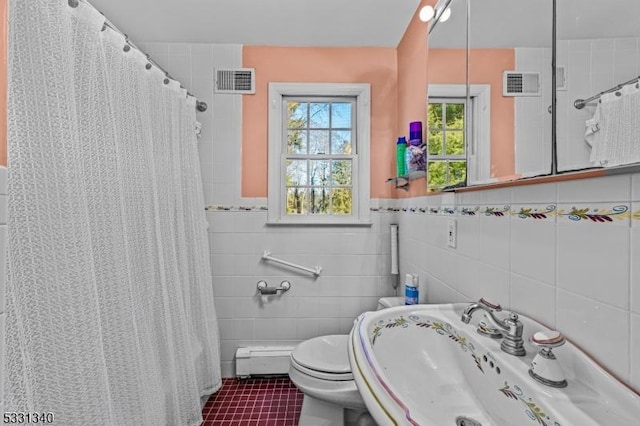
[235,345,294,379]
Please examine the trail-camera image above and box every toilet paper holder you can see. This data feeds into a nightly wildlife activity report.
[257,280,291,295]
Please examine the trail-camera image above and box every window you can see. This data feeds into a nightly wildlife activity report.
[427,97,468,189]
[284,98,355,215]
[428,84,491,186]
[268,83,370,225]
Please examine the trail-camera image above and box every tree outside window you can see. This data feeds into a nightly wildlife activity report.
[427,98,467,190]
[284,98,355,215]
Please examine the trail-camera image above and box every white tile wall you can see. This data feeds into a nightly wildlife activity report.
[557,224,630,309]
[0,166,7,410]
[397,174,640,392]
[511,220,555,285]
[632,313,640,387]
[141,42,244,208]
[556,289,630,381]
[208,210,396,377]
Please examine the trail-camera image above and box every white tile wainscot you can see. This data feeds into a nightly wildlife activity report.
[207,208,397,377]
[396,172,640,392]
[0,166,7,411]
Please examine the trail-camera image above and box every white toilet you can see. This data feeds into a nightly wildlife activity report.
[289,297,405,426]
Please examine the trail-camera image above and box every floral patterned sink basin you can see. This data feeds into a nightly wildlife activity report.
[348,303,640,426]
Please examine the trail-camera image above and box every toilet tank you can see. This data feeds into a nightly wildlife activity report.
[377,296,405,310]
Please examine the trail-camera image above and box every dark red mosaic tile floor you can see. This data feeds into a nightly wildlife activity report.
[201,377,303,426]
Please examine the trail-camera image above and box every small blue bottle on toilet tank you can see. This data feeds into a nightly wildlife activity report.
[404,274,419,305]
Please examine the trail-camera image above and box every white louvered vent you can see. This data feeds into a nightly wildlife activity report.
[215,68,255,94]
[502,71,540,96]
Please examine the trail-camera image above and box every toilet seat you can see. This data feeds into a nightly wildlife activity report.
[291,335,353,381]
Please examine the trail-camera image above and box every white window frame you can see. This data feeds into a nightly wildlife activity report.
[428,84,491,184]
[268,83,371,225]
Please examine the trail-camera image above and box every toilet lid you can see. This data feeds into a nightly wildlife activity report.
[291,335,351,374]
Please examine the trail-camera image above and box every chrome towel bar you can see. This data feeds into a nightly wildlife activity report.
[261,251,322,277]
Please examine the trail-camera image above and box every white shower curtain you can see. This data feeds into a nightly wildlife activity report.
[6,1,221,425]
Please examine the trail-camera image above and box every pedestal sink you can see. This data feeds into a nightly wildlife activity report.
[347,303,640,425]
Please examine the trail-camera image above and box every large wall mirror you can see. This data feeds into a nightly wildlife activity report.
[557,0,640,172]
[426,0,640,191]
[426,0,553,190]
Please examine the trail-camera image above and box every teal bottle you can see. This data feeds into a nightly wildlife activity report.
[396,137,407,176]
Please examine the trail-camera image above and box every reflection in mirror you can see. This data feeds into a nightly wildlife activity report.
[427,0,553,189]
[557,0,640,171]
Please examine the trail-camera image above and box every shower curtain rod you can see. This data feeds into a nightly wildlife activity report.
[574,75,640,110]
[70,0,208,113]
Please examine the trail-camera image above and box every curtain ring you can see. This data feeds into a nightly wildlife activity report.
[123,44,131,52]
[196,101,208,112]
[68,0,79,8]
[615,91,621,97]
[145,63,152,70]
[163,78,170,85]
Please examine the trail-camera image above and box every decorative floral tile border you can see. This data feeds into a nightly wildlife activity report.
[632,203,640,227]
[442,206,457,215]
[204,202,640,228]
[205,205,268,212]
[481,205,511,218]
[555,203,631,226]
[510,204,557,222]
[459,206,480,217]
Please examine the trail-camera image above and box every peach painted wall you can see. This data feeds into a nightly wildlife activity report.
[242,46,398,199]
[428,48,516,179]
[0,0,6,166]
[396,0,435,197]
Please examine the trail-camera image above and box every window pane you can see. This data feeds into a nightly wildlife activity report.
[331,189,352,215]
[428,103,443,129]
[331,160,352,185]
[287,130,307,154]
[309,160,330,186]
[311,188,331,214]
[331,103,352,128]
[286,160,307,186]
[287,101,307,128]
[428,131,443,155]
[310,103,330,128]
[286,188,308,215]
[309,130,330,154]
[445,103,464,129]
[445,130,465,155]
[449,161,467,185]
[428,160,447,188]
[331,130,352,154]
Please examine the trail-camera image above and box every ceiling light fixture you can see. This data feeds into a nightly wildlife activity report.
[419,5,435,22]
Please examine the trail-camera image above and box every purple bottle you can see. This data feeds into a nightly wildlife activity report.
[409,121,423,143]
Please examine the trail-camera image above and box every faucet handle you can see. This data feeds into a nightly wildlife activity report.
[531,330,565,349]
[479,297,502,311]
[529,330,567,388]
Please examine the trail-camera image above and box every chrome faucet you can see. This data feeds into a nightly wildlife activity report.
[461,298,526,357]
